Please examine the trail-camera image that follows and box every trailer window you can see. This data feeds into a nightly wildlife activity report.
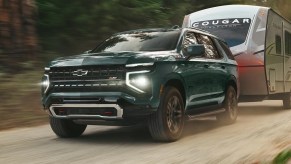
[191,18,251,47]
[285,31,291,55]
[275,35,282,54]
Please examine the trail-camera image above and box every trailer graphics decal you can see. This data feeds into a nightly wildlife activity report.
[192,18,251,28]
[191,18,252,47]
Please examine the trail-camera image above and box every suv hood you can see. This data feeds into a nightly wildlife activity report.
[49,51,179,67]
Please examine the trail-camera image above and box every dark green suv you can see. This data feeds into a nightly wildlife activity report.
[41,28,239,141]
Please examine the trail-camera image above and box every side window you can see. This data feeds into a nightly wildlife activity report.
[219,41,235,60]
[196,34,220,59]
[285,31,291,56]
[275,35,281,54]
[181,32,198,56]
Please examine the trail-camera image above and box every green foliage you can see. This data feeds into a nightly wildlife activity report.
[37,0,170,55]
[273,149,291,164]
[35,0,290,56]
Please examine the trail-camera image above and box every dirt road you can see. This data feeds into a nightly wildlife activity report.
[1,101,291,164]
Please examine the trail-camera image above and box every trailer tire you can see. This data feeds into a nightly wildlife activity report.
[148,86,185,142]
[50,116,87,138]
[283,91,291,109]
[216,85,238,124]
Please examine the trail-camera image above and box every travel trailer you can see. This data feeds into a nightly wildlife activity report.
[182,5,291,109]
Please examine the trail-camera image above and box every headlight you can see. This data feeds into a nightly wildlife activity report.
[126,71,151,93]
[131,76,149,88]
[125,63,154,68]
[41,74,50,94]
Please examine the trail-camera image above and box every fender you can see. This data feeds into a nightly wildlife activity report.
[227,75,240,99]
[161,72,188,107]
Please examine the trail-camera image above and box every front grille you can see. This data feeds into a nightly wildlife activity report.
[49,65,126,81]
[48,65,126,92]
[50,81,125,93]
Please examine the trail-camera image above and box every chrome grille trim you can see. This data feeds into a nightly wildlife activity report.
[49,65,126,81]
[49,104,123,119]
[51,82,124,88]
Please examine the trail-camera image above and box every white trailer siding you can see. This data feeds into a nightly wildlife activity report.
[237,7,268,96]
[265,10,285,94]
[183,5,270,96]
[283,15,291,93]
[265,10,291,95]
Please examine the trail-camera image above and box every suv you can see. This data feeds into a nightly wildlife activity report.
[41,28,239,141]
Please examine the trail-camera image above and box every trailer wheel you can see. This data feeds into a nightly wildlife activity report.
[148,86,185,142]
[283,91,291,109]
[50,116,87,138]
[216,85,238,124]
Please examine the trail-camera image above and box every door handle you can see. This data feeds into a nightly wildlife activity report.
[204,64,209,68]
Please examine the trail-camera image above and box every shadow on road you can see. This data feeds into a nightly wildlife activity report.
[183,119,221,137]
[54,101,285,144]
[59,125,153,144]
[238,102,284,116]
[57,119,222,144]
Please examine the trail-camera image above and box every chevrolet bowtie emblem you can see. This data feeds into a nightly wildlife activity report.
[72,69,88,76]
[109,77,117,80]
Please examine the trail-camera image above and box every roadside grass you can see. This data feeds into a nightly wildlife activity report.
[0,69,47,130]
[273,148,291,164]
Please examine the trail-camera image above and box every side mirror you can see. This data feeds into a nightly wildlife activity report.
[186,44,205,57]
[84,50,91,54]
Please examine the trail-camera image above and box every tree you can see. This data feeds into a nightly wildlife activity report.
[36,0,291,56]
[0,0,38,70]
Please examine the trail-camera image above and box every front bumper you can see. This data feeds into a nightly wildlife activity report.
[43,92,159,120]
[49,104,124,119]
[41,64,166,121]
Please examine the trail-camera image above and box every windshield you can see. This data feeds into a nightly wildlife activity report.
[192,18,251,47]
[92,30,181,53]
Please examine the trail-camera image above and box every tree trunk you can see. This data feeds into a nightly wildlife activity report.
[0,0,38,68]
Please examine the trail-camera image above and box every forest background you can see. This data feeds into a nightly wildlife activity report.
[0,0,290,130]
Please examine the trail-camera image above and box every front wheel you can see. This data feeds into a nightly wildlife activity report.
[216,85,238,124]
[148,86,185,142]
[283,91,291,109]
[50,116,87,138]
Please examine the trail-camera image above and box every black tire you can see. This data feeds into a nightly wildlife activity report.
[216,85,238,124]
[148,86,185,142]
[49,116,87,138]
[283,91,291,109]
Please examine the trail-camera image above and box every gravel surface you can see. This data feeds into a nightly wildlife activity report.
[1,100,291,164]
